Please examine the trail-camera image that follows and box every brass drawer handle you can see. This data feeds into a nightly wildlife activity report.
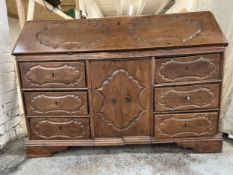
[125,95,132,103]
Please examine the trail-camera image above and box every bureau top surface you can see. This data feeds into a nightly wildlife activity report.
[12,11,227,55]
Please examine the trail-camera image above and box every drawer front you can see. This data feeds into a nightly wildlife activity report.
[155,112,218,139]
[24,92,88,115]
[155,54,221,84]
[20,62,86,88]
[30,118,90,140]
[154,84,219,112]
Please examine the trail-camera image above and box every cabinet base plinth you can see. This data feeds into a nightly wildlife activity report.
[176,139,222,153]
[26,145,68,158]
[26,135,223,157]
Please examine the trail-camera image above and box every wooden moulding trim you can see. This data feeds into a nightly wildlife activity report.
[21,87,88,91]
[25,115,91,118]
[152,133,223,143]
[26,134,222,147]
[154,80,222,88]
[153,109,220,115]
[15,46,226,61]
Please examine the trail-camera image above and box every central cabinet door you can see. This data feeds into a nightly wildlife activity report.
[90,59,151,137]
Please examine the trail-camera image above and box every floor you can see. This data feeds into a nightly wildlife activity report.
[1,137,233,175]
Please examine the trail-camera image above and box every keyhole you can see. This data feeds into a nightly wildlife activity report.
[52,72,55,77]
[58,126,62,130]
[184,123,187,128]
[55,101,58,105]
[112,97,117,104]
[117,21,120,25]
[186,66,189,70]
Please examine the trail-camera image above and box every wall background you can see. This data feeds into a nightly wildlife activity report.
[0,0,24,148]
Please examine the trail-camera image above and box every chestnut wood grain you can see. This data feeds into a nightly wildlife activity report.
[90,59,151,137]
[155,112,218,139]
[29,118,90,140]
[12,11,227,55]
[155,54,221,83]
[19,61,86,88]
[154,84,220,112]
[24,91,88,115]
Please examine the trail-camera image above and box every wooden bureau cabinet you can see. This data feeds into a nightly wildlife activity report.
[12,11,228,157]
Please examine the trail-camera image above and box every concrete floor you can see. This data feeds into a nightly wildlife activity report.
[1,137,233,175]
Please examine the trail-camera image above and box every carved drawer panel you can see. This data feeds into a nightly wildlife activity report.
[24,92,88,115]
[155,112,218,139]
[19,62,86,88]
[30,118,90,140]
[154,84,220,112]
[155,54,221,83]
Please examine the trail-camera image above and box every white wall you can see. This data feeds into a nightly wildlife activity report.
[79,0,103,18]
[0,0,24,148]
[166,0,194,13]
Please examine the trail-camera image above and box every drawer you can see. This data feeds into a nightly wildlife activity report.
[155,112,218,139]
[155,54,221,84]
[29,118,90,140]
[19,61,86,88]
[154,84,219,112]
[24,92,88,115]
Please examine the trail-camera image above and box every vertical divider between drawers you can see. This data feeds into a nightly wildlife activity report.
[85,59,95,139]
[151,57,156,137]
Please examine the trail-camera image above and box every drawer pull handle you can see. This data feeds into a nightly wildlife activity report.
[52,72,55,77]
[185,96,191,101]
[125,95,132,103]
[111,97,117,104]
[55,101,59,105]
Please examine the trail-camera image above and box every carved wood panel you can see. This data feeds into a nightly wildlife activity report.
[20,62,86,88]
[128,16,202,46]
[30,118,90,140]
[36,22,109,50]
[24,92,88,115]
[154,84,220,112]
[155,112,218,138]
[90,59,151,137]
[13,11,227,55]
[155,54,221,83]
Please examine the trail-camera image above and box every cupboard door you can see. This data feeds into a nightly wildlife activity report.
[90,59,151,137]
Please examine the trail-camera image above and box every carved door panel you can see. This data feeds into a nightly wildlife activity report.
[90,59,151,137]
